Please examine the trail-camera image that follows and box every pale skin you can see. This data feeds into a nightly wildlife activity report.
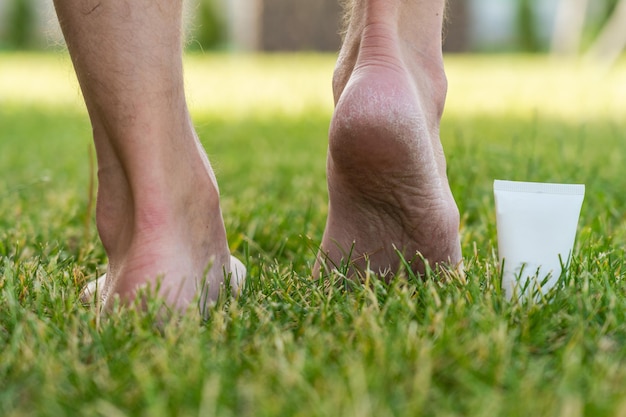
[52,0,461,313]
[317,0,461,278]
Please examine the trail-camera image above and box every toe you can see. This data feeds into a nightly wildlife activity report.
[229,255,247,296]
[80,273,107,304]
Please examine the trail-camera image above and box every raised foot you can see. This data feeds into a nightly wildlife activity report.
[315,54,461,279]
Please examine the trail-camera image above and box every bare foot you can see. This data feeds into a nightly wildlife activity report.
[53,0,246,315]
[90,130,246,314]
[81,256,246,307]
[315,2,461,279]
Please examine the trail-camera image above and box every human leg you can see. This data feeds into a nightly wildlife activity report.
[53,0,244,312]
[315,0,461,278]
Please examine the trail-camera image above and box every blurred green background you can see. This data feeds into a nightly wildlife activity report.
[0,0,624,59]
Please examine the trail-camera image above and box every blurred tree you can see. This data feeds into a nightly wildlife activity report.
[190,0,226,50]
[551,0,588,55]
[5,0,36,49]
[586,0,626,65]
[516,0,541,52]
[598,0,622,24]
[550,0,625,65]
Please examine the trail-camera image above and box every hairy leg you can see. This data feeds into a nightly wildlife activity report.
[315,0,461,278]
[53,0,244,313]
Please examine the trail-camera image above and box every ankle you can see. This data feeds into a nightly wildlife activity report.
[95,146,223,258]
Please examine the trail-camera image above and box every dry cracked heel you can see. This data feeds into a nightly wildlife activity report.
[79,255,248,305]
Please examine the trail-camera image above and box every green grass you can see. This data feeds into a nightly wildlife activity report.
[2,52,626,416]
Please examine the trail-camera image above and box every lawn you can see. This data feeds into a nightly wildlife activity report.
[1,52,626,416]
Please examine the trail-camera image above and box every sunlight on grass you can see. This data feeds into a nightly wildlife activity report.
[184,53,335,118]
[2,52,625,121]
[0,53,83,108]
[445,55,626,121]
[4,52,626,417]
[0,52,336,118]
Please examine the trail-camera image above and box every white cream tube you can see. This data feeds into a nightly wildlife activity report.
[494,180,585,300]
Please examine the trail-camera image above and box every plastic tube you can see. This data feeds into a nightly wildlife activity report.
[494,180,585,300]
